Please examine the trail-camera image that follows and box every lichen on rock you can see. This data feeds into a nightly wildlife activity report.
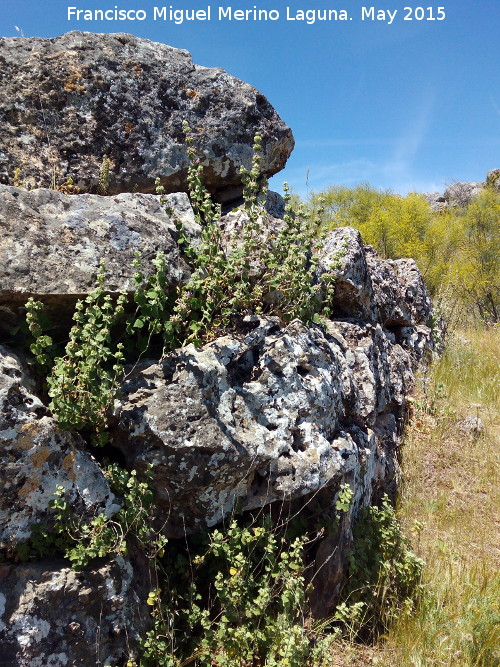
[0,31,294,203]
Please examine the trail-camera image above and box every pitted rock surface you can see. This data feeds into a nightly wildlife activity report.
[112,316,427,537]
[317,230,431,329]
[0,556,149,666]
[392,258,432,325]
[0,32,294,201]
[316,227,374,320]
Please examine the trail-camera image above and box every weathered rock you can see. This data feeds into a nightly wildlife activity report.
[422,192,447,211]
[310,414,401,614]
[423,169,499,210]
[0,32,294,202]
[486,168,500,191]
[0,345,118,554]
[326,321,414,426]
[316,227,374,320]
[218,191,287,278]
[0,555,149,666]
[366,251,414,327]
[112,318,350,536]
[398,325,435,363]
[444,181,483,207]
[459,415,485,440]
[316,233,432,328]
[112,315,421,538]
[0,171,437,635]
[0,185,198,335]
[392,258,432,325]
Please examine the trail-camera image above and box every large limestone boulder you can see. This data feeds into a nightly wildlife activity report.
[0,185,198,334]
[0,32,294,202]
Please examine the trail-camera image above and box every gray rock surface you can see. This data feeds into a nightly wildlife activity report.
[0,27,443,663]
[111,315,426,538]
[318,232,431,328]
[316,227,374,320]
[367,252,414,327]
[486,168,500,191]
[459,415,485,440]
[0,32,294,201]
[0,555,149,666]
[393,258,432,325]
[0,345,118,554]
[0,185,197,335]
[444,181,483,207]
[422,191,447,211]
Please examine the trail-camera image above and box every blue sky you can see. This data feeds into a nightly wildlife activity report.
[2,0,499,196]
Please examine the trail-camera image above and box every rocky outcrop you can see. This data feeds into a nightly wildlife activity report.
[113,318,353,535]
[0,32,293,202]
[316,227,374,321]
[0,30,438,665]
[0,184,436,662]
[317,229,432,335]
[110,313,418,543]
[422,192,447,212]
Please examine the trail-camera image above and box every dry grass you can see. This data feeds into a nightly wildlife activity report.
[324,325,500,666]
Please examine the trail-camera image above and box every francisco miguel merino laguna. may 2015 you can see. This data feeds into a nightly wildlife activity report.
[67,5,353,24]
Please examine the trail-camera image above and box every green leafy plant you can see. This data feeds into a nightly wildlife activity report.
[164,126,340,347]
[335,482,354,513]
[25,296,57,369]
[47,464,167,570]
[27,261,127,445]
[141,513,311,666]
[49,485,126,568]
[127,250,178,352]
[337,494,424,640]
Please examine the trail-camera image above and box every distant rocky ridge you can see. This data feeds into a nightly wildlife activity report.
[423,168,500,210]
